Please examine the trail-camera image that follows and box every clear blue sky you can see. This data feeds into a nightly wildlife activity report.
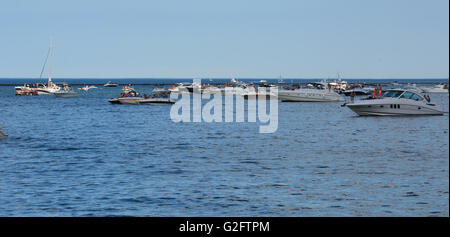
[1,0,448,78]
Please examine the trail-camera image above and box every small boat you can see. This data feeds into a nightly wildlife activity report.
[104,81,119,87]
[421,83,448,93]
[109,90,173,105]
[54,84,77,97]
[152,87,167,93]
[344,89,444,116]
[0,125,7,139]
[78,85,91,91]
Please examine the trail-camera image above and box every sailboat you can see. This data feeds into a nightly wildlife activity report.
[16,38,62,95]
[36,38,60,95]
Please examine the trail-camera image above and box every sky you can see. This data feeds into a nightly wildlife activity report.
[0,0,448,79]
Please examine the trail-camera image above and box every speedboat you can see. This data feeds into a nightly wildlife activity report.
[344,89,445,116]
[104,81,119,87]
[421,83,448,93]
[0,125,7,139]
[78,85,91,91]
[110,96,174,105]
[109,90,173,105]
[54,85,77,97]
[278,87,343,102]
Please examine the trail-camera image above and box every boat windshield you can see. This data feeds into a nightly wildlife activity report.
[383,90,403,98]
[410,93,424,101]
[399,91,414,99]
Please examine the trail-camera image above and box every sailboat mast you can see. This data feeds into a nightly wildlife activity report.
[48,37,53,86]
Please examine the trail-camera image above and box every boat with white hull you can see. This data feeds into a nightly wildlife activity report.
[104,81,119,87]
[110,97,174,105]
[54,86,77,98]
[344,89,444,116]
[421,84,448,93]
[278,88,343,102]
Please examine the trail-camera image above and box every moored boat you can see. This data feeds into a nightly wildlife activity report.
[54,84,77,97]
[344,89,444,116]
[421,84,449,93]
[104,81,119,87]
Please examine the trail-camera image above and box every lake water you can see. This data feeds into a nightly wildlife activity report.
[0,79,448,216]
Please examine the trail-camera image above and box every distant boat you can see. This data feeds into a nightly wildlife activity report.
[15,38,61,95]
[152,87,166,93]
[78,85,90,91]
[104,81,119,87]
[0,125,7,139]
[421,83,449,93]
[54,84,77,98]
[278,88,343,102]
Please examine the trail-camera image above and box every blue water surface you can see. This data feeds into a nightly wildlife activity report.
[0,79,448,216]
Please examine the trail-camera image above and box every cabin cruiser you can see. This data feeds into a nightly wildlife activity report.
[109,90,173,105]
[344,89,445,116]
[54,84,77,97]
[104,81,119,87]
[278,83,343,102]
[421,83,449,93]
[0,125,7,139]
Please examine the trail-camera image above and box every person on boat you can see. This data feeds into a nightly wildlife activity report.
[424,94,431,102]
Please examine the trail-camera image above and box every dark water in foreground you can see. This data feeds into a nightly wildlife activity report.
[0,82,448,216]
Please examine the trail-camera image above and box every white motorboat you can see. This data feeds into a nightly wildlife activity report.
[54,85,77,97]
[0,125,7,139]
[344,89,444,116]
[104,81,119,87]
[421,83,449,93]
[278,88,343,102]
[78,85,91,91]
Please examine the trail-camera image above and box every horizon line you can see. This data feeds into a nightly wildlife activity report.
[0,77,449,80]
